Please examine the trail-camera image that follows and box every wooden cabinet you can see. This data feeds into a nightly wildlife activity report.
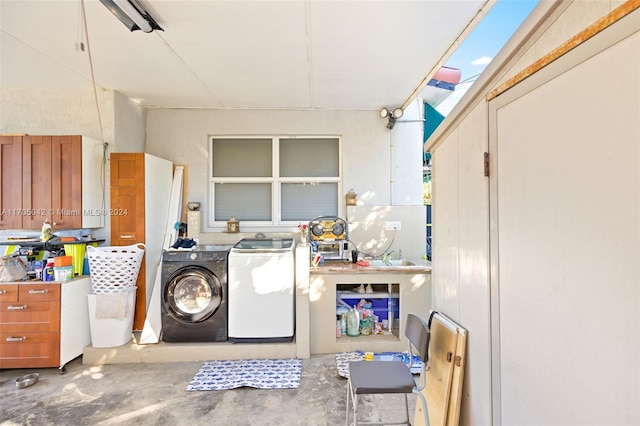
[111,154,146,330]
[110,187,146,245]
[50,135,83,229]
[22,136,54,229]
[110,153,172,331]
[0,136,23,229]
[0,277,91,370]
[110,153,145,187]
[0,135,102,230]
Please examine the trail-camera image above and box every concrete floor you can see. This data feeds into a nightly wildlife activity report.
[0,355,417,426]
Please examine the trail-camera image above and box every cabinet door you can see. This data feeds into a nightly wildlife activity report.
[110,153,147,330]
[0,136,23,229]
[110,185,146,330]
[110,187,145,245]
[51,136,82,229]
[0,284,19,302]
[0,301,61,333]
[110,153,144,187]
[0,331,60,369]
[22,136,52,229]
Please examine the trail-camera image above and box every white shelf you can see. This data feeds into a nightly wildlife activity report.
[337,291,400,299]
[336,332,399,343]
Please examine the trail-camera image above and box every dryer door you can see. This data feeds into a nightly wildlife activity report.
[163,265,222,323]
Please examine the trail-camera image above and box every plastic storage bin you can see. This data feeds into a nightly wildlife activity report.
[53,266,73,281]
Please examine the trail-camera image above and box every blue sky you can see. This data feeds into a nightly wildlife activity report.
[436,0,539,115]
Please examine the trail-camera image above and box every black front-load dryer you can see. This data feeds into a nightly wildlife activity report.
[161,249,229,342]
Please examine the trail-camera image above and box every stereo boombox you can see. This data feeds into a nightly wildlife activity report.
[308,216,349,261]
[308,216,348,241]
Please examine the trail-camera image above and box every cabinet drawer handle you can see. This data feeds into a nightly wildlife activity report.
[28,289,48,294]
[6,336,26,342]
[119,235,134,239]
[7,304,27,310]
[0,289,6,295]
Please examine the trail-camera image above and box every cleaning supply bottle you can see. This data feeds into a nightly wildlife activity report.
[346,307,360,337]
[41,219,52,242]
[43,258,55,281]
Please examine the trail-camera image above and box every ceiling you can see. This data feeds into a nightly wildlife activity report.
[0,0,489,111]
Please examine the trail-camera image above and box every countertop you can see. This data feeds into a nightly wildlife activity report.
[0,239,104,247]
[0,275,89,285]
[310,258,432,275]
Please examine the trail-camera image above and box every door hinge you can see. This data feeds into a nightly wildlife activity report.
[483,152,490,177]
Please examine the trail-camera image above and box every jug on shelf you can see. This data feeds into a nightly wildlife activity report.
[346,307,360,337]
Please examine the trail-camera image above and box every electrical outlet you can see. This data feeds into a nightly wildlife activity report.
[385,221,401,231]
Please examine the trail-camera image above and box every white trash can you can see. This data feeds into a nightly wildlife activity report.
[87,287,137,348]
[86,244,145,348]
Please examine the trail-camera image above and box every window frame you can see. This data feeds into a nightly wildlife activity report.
[208,135,342,230]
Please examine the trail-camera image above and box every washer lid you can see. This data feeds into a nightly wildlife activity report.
[231,238,294,252]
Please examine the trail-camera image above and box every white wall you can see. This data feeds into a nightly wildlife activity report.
[432,100,491,426]
[0,88,426,254]
[391,98,425,206]
[145,108,425,234]
[346,205,427,260]
[0,88,114,142]
[113,91,145,153]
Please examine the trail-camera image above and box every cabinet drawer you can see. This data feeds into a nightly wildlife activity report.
[0,284,19,302]
[0,301,60,332]
[0,332,60,369]
[18,283,60,302]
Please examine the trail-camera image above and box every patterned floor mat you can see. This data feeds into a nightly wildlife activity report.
[186,358,302,391]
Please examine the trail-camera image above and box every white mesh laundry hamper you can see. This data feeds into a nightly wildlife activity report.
[86,244,145,348]
[87,244,145,294]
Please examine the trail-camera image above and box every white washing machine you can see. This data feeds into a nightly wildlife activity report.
[228,237,295,342]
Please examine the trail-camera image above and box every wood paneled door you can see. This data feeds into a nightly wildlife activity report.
[110,153,147,330]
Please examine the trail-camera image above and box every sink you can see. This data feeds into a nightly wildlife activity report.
[369,259,415,267]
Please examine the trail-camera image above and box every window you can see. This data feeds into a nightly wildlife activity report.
[209,136,341,228]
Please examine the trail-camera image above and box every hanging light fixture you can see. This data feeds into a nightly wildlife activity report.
[99,0,163,33]
[379,107,404,129]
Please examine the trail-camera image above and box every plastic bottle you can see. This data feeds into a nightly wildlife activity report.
[346,307,360,337]
[43,258,55,281]
[41,219,52,242]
